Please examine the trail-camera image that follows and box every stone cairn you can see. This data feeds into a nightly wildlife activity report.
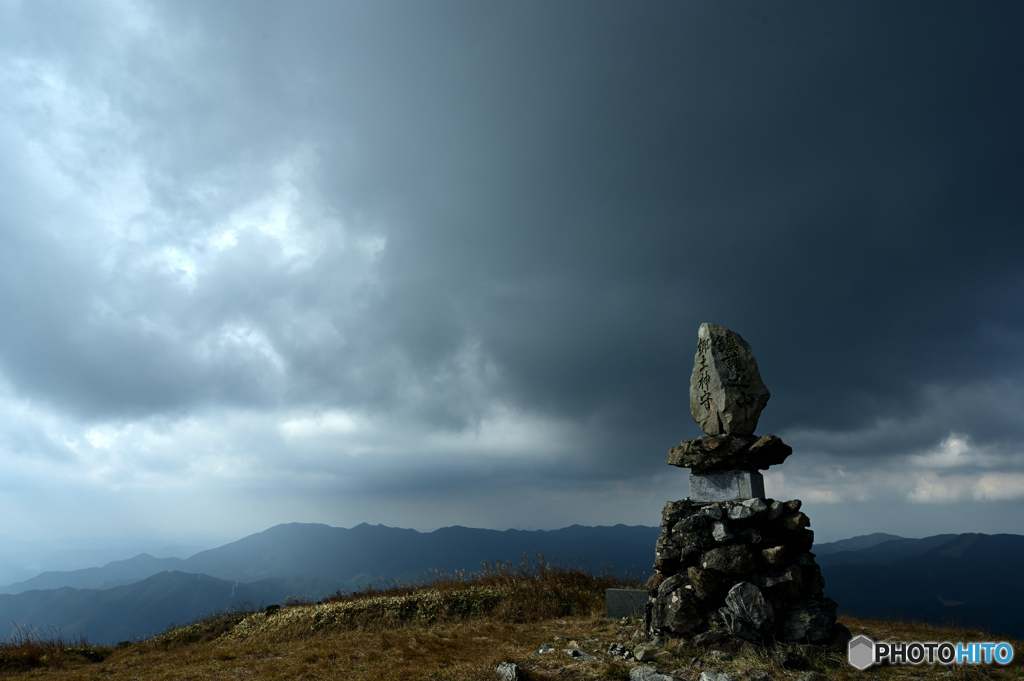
[645,323,845,647]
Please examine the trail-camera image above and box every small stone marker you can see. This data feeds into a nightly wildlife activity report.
[690,323,770,436]
[606,588,648,619]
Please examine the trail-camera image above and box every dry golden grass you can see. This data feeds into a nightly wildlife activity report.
[1,559,1020,680]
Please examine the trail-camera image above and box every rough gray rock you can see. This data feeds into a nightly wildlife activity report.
[658,573,689,598]
[670,435,753,466]
[654,534,682,574]
[741,498,768,514]
[777,598,837,642]
[689,323,771,436]
[711,522,733,543]
[700,545,755,574]
[699,673,736,681]
[668,434,792,473]
[700,504,723,520]
[661,499,697,528]
[673,515,715,564]
[685,567,721,601]
[689,630,752,661]
[827,622,853,652]
[608,642,634,660]
[761,545,787,568]
[495,661,523,681]
[631,666,682,681]
[780,512,810,532]
[649,579,705,636]
[755,565,804,600]
[739,527,763,545]
[726,504,755,521]
[720,582,774,641]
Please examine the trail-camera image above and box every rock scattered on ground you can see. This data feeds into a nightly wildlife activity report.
[495,661,523,681]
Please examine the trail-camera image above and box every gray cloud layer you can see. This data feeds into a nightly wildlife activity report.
[0,1,1022,544]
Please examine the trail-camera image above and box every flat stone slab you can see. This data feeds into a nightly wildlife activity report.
[606,588,648,619]
[668,434,792,473]
[690,470,765,502]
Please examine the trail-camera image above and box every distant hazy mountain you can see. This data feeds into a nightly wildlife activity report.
[822,533,1024,639]
[813,533,904,555]
[0,554,186,594]
[816,534,959,568]
[0,571,319,645]
[0,523,661,643]
[2,523,661,596]
[0,536,211,587]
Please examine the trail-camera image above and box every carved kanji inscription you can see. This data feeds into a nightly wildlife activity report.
[688,323,770,435]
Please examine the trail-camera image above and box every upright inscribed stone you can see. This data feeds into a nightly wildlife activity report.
[689,323,770,436]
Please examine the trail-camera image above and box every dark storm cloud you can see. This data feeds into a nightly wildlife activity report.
[1,1,1023,540]
[280,1,1024,448]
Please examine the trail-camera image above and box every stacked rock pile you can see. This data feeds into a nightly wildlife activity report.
[646,324,847,646]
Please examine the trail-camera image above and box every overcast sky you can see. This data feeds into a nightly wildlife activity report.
[1,1,1022,554]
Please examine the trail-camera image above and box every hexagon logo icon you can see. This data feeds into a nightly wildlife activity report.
[848,635,875,670]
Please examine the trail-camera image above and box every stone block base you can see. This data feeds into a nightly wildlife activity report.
[689,470,764,502]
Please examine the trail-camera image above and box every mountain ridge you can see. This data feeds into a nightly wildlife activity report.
[4,524,1022,645]
[0,523,662,643]
[821,532,1024,639]
[1,523,660,595]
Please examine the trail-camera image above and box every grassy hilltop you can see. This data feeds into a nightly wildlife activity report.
[0,559,1020,681]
